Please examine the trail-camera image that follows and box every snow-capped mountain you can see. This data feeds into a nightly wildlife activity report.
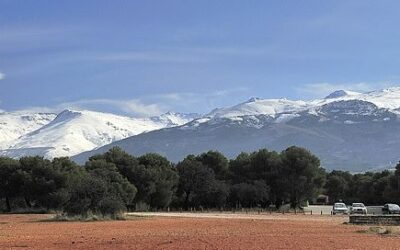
[0,109,198,159]
[74,87,400,172]
[205,87,400,121]
[311,87,400,112]
[150,111,201,127]
[0,111,57,149]
[323,90,361,99]
[207,97,309,118]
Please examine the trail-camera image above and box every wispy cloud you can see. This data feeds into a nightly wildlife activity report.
[55,99,165,117]
[91,51,206,64]
[0,24,89,53]
[0,72,5,80]
[143,87,251,113]
[297,82,394,99]
[5,87,251,117]
[62,46,275,64]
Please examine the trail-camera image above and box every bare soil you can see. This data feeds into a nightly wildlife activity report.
[0,213,400,249]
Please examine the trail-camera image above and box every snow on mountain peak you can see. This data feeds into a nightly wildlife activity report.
[377,87,400,93]
[0,112,57,149]
[207,98,309,118]
[2,86,400,159]
[246,97,262,103]
[324,90,361,99]
[53,109,82,121]
[0,109,198,159]
[151,112,201,126]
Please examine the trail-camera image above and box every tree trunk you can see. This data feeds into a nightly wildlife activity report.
[24,196,32,208]
[184,191,191,210]
[5,196,11,212]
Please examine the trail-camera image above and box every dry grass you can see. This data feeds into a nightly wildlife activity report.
[357,226,400,235]
[41,213,133,222]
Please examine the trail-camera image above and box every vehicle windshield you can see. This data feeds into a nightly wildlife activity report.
[334,203,346,208]
[352,203,365,207]
[389,204,400,209]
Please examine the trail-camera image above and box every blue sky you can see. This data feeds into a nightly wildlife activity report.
[1,0,400,116]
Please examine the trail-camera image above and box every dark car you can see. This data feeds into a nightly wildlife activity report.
[382,204,400,214]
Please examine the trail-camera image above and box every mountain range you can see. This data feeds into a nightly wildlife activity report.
[2,87,400,171]
[74,87,400,172]
[0,110,199,159]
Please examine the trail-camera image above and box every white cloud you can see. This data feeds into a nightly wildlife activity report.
[118,100,164,116]
[55,98,165,117]
[7,87,250,117]
[297,82,394,99]
[0,72,5,80]
[143,87,251,113]
[92,51,205,64]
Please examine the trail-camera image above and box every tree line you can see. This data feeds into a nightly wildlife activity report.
[0,146,399,216]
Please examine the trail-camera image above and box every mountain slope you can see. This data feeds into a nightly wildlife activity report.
[74,88,400,171]
[0,110,198,158]
[0,111,56,149]
[207,98,309,118]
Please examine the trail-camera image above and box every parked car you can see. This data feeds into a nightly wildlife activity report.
[332,202,348,215]
[382,204,400,214]
[350,203,367,214]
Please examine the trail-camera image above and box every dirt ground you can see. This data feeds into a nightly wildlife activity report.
[0,213,400,249]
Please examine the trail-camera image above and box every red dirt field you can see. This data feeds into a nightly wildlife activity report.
[0,213,400,249]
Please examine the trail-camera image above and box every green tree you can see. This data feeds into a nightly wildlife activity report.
[90,148,178,209]
[229,150,280,205]
[19,156,68,209]
[85,159,137,207]
[64,174,108,215]
[249,149,281,204]
[229,180,270,208]
[325,172,349,203]
[229,152,251,183]
[196,151,229,180]
[0,157,22,211]
[280,146,325,208]
[65,159,137,216]
[136,153,178,208]
[176,156,216,208]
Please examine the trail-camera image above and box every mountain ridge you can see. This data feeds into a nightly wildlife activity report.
[0,109,200,159]
[73,87,400,171]
[2,87,400,171]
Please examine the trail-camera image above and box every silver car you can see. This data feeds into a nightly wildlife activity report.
[332,202,348,215]
[350,203,367,214]
[382,204,400,214]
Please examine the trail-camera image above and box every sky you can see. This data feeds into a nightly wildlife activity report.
[1,0,400,116]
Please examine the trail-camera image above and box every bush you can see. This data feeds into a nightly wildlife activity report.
[98,196,125,216]
[64,176,107,216]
